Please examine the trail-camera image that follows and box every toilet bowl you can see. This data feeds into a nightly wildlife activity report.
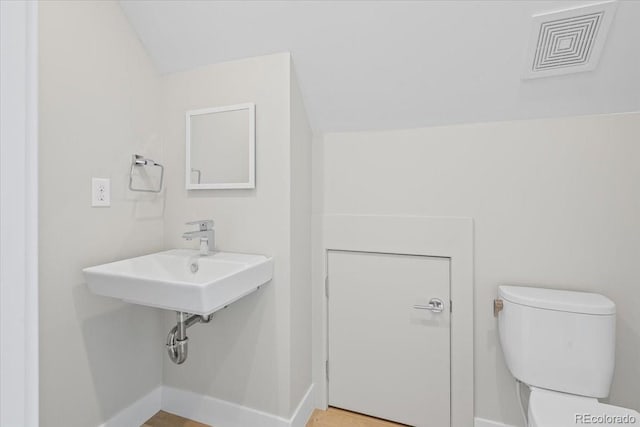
[497,285,639,427]
[528,387,639,427]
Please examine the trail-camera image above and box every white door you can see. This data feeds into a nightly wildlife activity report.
[328,250,450,427]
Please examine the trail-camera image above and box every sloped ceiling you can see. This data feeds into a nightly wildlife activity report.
[120,0,640,132]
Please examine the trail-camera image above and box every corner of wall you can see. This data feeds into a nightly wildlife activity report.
[288,57,314,415]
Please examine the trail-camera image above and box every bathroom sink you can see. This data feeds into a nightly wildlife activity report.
[83,249,273,315]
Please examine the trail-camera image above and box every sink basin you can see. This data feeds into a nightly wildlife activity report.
[83,249,273,315]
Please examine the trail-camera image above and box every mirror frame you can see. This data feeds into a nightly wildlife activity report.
[185,102,255,190]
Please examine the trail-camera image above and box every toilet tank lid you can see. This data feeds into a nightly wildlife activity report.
[498,286,616,315]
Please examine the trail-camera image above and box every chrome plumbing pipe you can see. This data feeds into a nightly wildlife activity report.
[166,311,212,364]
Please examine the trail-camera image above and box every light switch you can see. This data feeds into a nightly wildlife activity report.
[91,178,110,207]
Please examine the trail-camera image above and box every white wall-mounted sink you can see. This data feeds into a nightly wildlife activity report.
[83,249,273,315]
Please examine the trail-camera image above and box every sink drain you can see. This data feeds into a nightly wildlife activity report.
[190,261,199,273]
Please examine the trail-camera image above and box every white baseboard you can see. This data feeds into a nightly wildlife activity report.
[99,386,162,427]
[161,386,290,427]
[289,384,316,427]
[162,383,316,427]
[103,384,509,427]
[475,417,518,427]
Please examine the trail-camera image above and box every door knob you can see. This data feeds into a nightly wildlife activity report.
[413,298,445,313]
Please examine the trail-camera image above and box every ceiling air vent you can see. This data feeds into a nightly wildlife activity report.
[523,1,617,79]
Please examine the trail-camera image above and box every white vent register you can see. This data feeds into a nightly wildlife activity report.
[523,1,617,79]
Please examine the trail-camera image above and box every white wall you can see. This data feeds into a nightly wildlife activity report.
[38,2,165,426]
[317,112,640,425]
[39,6,313,421]
[0,2,38,426]
[289,61,313,412]
[160,52,312,419]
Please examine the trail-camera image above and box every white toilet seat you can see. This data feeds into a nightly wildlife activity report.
[528,387,639,427]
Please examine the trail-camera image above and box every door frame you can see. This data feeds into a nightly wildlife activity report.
[314,215,473,427]
[0,1,39,426]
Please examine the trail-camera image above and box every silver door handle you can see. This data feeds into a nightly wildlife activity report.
[413,298,445,313]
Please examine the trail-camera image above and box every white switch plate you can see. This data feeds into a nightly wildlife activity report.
[91,178,110,207]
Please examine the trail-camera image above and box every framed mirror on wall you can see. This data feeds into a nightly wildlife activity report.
[185,102,255,190]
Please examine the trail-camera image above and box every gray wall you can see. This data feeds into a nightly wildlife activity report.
[318,112,640,425]
[39,2,165,426]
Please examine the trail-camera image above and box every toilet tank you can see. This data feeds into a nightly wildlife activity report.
[498,286,616,398]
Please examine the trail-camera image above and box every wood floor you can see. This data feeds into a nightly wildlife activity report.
[306,407,406,426]
[142,411,210,427]
[142,407,405,427]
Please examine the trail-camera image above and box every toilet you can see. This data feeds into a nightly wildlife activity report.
[497,285,639,427]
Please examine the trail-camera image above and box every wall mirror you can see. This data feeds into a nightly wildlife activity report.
[185,103,255,189]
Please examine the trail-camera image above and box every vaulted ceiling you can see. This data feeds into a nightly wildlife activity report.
[120,0,640,132]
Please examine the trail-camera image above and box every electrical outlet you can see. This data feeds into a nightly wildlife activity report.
[91,178,110,207]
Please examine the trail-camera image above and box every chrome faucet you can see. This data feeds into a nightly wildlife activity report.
[182,220,214,255]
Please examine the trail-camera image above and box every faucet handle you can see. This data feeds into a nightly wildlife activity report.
[186,219,214,231]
